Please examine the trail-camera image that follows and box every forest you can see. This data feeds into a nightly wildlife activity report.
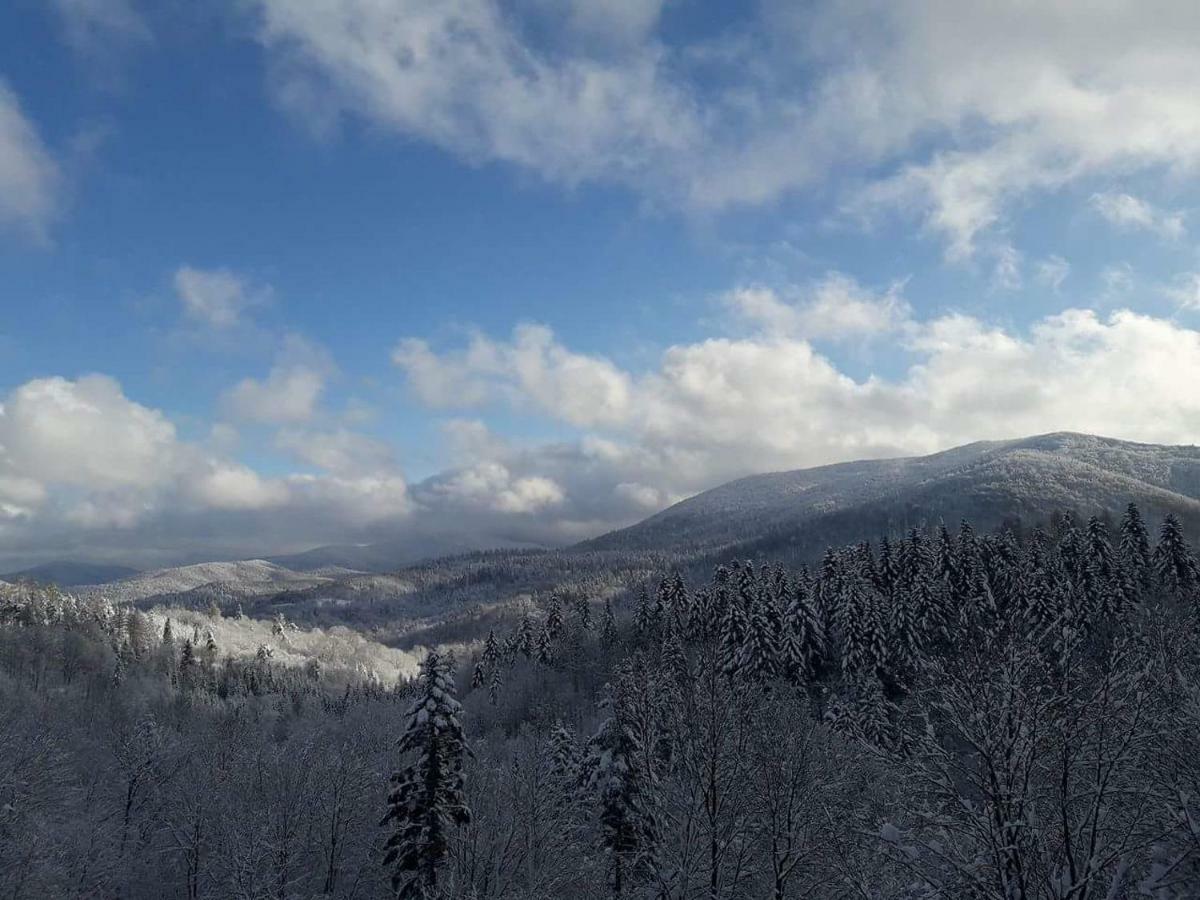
[1,504,1199,899]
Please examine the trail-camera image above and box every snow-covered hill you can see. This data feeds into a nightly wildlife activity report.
[580,432,1200,556]
[76,559,340,604]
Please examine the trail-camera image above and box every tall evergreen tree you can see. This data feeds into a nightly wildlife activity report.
[587,664,659,898]
[573,594,592,632]
[1119,502,1153,584]
[382,651,472,899]
[738,576,781,681]
[633,586,654,641]
[1154,514,1199,600]
[545,595,564,639]
[601,599,618,652]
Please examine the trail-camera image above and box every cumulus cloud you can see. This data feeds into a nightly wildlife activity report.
[393,324,632,428]
[1090,192,1184,240]
[247,0,1200,257]
[175,265,269,328]
[0,81,60,240]
[726,273,911,340]
[388,303,1200,547]
[223,335,331,424]
[11,293,1200,565]
[0,374,414,568]
[276,427,399,476]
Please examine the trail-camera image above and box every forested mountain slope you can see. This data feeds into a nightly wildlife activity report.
[581,432,1200,558]
[4,504,1200,897]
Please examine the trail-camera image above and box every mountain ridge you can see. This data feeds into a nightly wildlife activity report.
[578,432,1200,557]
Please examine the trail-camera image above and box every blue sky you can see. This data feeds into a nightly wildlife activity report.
[3,0,1200,568]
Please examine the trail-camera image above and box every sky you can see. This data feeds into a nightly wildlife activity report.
[4,0,1200,569]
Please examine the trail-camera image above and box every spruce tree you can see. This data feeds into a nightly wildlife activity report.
[481,630,501,670]
[516,615,536,659]
[536,626,555,666]
[545,595,564,639]
[601,599,618,652]
[587,664,658,898]
[1154,514,1199,600]
[573,595,592,632]
[382,651,472,899]
[633,586,654,641]
[471,661,486,690]
[738,578,780,681]
[718,585,748,677]
[1120,502,1153,584]
[488,664,503,706]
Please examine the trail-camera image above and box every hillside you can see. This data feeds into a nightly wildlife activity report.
[580,432,1200,559]
[75,559,340,605]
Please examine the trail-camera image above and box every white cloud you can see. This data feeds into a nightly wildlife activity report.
[0,374,415,567]
[417,461,564,515]
[0,375,180,493]
[276,427,398,476]
[223,335,331,424]
[1090,192,1184,239]
[188,464,288,511]
[226,367,324,423]
[726,273,911,340]
[0,81,60,240]
[174,266,268,328]
[248,0,1200,257]
[394,324,632,428]
[1035,255,1071,292]
[393,305,1200,543]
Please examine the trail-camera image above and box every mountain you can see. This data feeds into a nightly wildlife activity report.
[580,432,1200,560]
[266,535,546,573]
[76,559,343,605]
[1,561,140,587]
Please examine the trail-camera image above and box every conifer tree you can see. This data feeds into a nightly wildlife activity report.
[719,585,748,677]
[633,586,654,641]
[1119,502,1153,584]
[738,577,780,681]
[536,626,555,666]
[488,664,503,706]
[471,661,486,690]
[1154,514,1199,600]
[516,615,536,659]
[201,628,218,671]
[545,595,564,639]
[782,578,825,682]
[481,630,501,670]
[587,664,658,898]
[382,651,472,899]
[179,639,196,687]
[573,594,592,632]
[161,618,174,648]
[601,599,618,652]
[550,721,581,784]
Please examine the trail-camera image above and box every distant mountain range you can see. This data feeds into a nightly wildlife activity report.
[0,561,140,587]
[38,432,1200,609]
